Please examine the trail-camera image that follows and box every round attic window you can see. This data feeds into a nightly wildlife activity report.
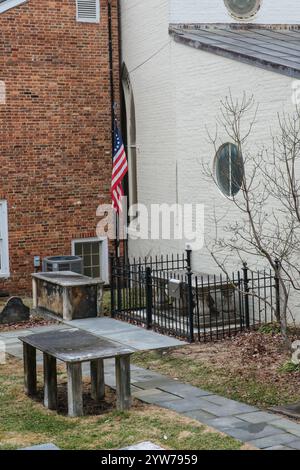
[224,0,261,19]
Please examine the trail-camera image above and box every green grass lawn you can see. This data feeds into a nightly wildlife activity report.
[0,357,243,451]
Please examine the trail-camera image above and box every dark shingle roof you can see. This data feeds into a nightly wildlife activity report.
[169,25,300,79]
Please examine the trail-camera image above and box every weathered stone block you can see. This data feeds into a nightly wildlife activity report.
[0,297,30,324]
[32,271,104,320]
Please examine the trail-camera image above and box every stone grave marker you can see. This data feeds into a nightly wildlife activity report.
[0,297,30,324]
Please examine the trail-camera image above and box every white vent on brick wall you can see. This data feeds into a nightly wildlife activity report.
[76,0,100,23]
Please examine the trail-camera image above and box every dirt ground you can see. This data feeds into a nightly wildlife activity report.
[0,317,58,333]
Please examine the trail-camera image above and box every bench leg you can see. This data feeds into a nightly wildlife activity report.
[115,355,131,411]
[23,343,37,396]
[91,359,105,402]
[67,362,83,417]
[43,353,57,410]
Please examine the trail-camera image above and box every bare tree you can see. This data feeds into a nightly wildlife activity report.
[204,92,300,349]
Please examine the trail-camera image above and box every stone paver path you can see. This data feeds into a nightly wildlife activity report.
[2,320,300,450]
[64,317,186,351]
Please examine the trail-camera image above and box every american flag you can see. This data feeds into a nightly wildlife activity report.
[111,125,128,213]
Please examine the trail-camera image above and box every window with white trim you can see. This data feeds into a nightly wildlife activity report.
[0,201,9,277]
[0,0,28,14]
[76,0,100,23]
[72,237,108,282]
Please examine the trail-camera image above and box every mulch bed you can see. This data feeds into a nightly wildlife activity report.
[169,329,300,398]
[0,317,58,333]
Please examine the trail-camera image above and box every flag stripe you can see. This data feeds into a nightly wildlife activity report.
[111,126,128,214]
[113,150,125,169]
[111,162,128,189]
[113,146,124,163]
[112,152,126,178]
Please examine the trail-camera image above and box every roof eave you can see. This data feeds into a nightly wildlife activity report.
[169,26,300,80]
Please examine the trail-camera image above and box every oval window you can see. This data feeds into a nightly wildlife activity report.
[224,0,261,19]
[214,143,244,197]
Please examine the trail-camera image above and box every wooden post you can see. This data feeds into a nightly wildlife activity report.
[67,362,83,417]
[43,353,57,410]
[90,359,105,402]
[115,354,131,411]
[23,343,37,396]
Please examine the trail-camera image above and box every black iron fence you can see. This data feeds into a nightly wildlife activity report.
[111,251,279,342]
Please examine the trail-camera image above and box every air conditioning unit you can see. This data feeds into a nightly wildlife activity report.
[42,256,83,274]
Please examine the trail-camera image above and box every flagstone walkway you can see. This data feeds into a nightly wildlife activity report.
[1,319,300,450]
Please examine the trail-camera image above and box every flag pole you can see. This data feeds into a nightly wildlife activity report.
[108,0,119,260]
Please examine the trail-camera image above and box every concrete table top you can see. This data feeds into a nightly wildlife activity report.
[32,271,104,287]
[19,328,134,363]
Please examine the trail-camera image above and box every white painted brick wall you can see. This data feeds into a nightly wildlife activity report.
[121,0,300,322]
[170,0,300,24]
[121,0,181,258]
[173,49,295,268]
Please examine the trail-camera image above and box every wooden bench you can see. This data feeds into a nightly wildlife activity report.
[19,328,134,417]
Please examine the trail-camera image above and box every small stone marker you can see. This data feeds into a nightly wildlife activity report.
[0,297,30,324]
[122,441,164,450]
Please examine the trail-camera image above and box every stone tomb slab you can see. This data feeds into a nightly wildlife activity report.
[19,328,135,417]
[32,271,104,321]
[19,328,135,363]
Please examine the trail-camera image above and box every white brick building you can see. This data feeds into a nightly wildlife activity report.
[120,0,300,322]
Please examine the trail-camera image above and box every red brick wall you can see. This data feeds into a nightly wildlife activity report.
[0,0,120,294]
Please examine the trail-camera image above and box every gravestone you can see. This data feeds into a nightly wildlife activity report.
[0,297,30,324]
